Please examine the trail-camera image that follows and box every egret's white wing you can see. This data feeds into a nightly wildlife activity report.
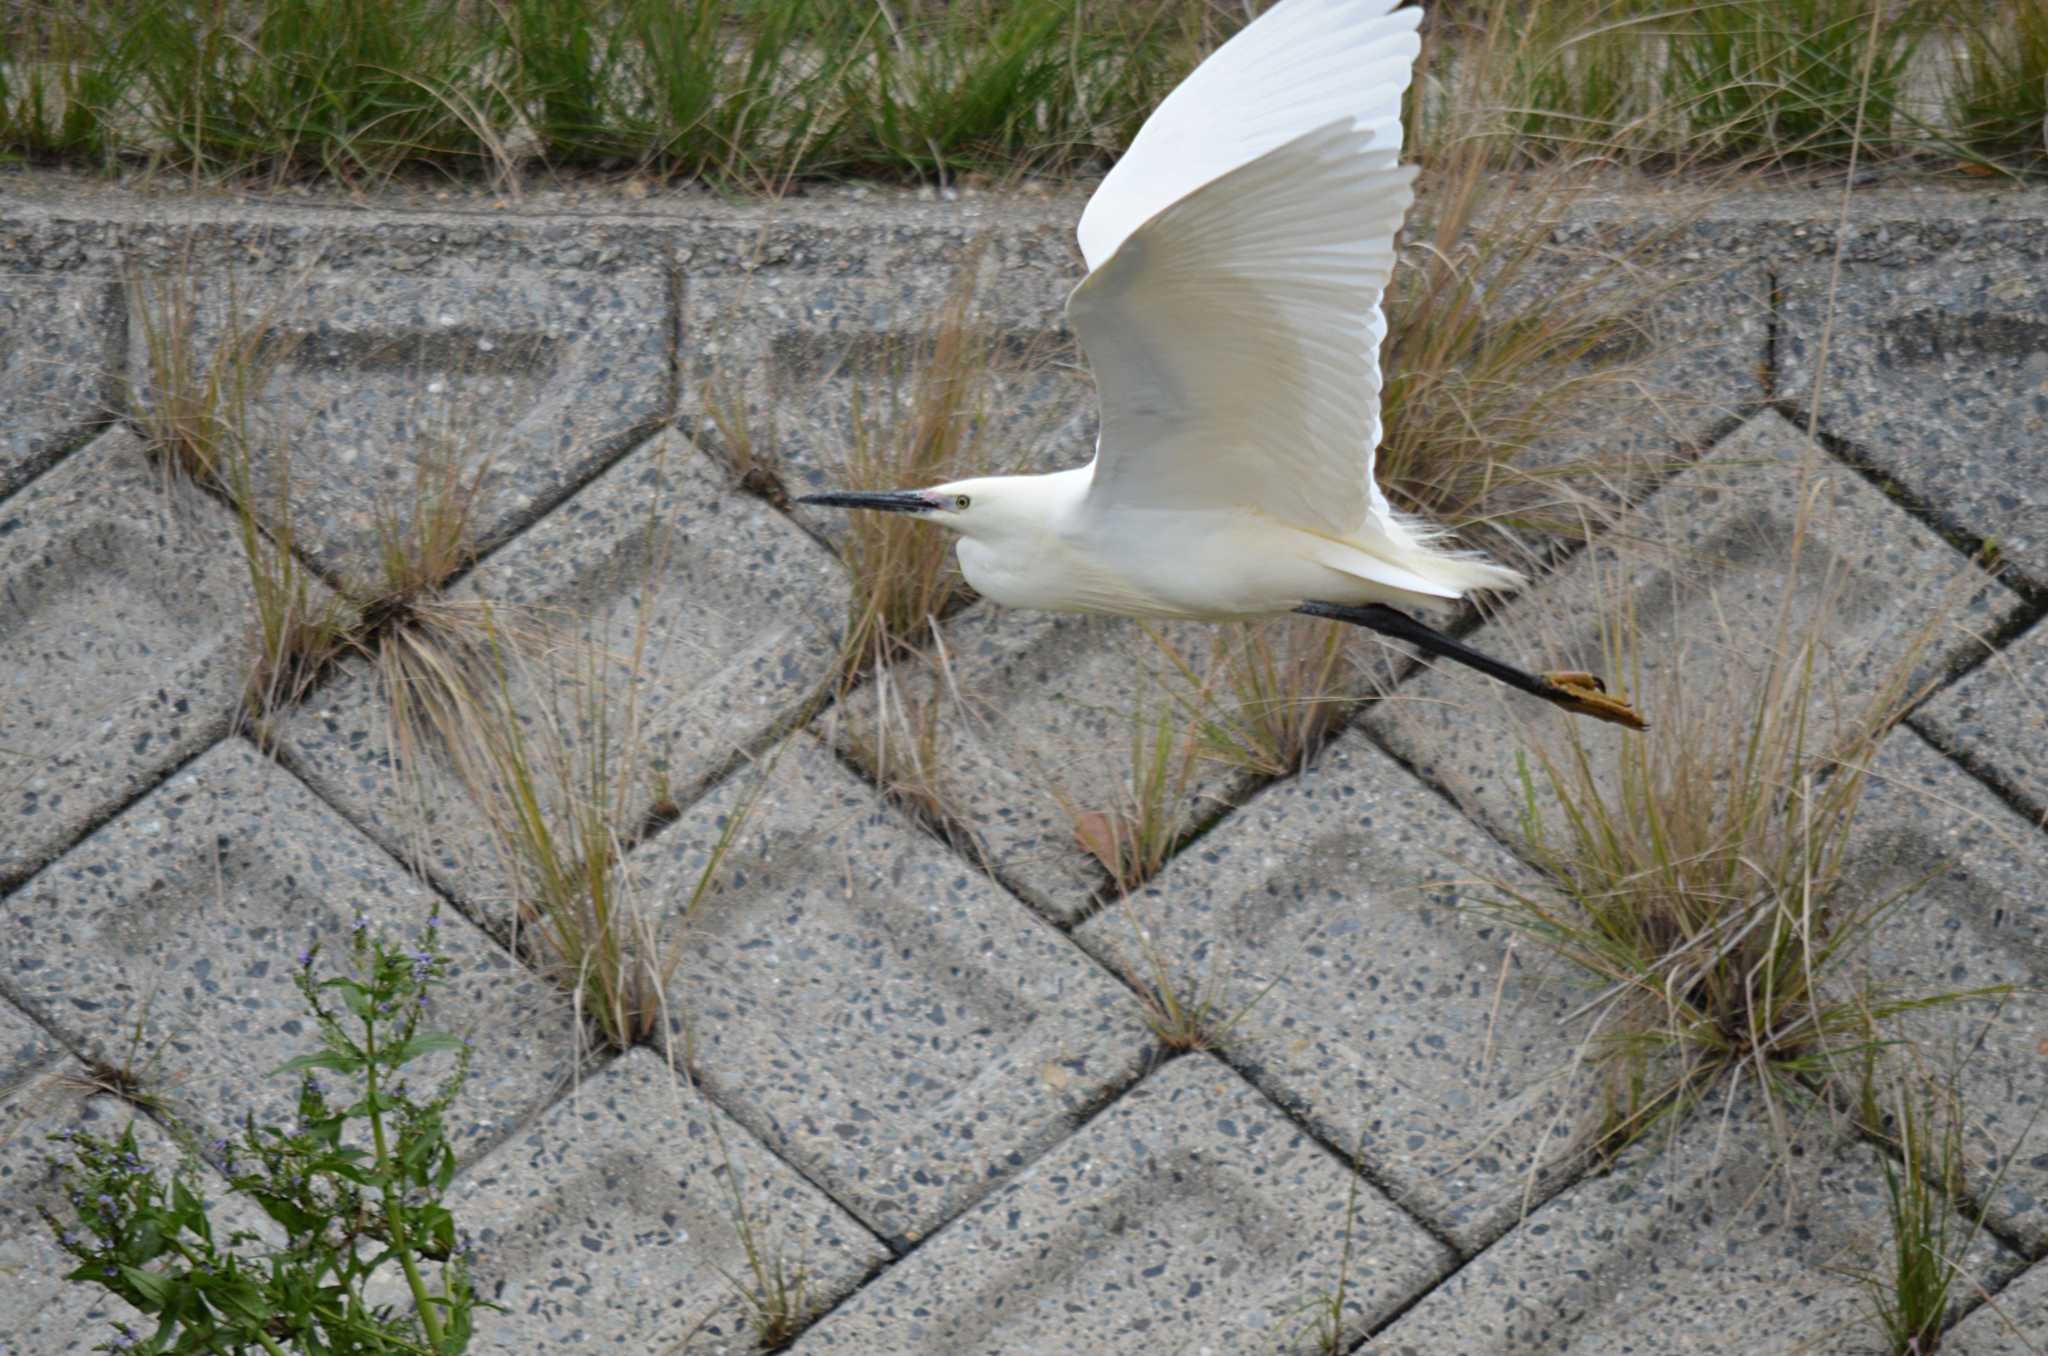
[1075,0,1421,272]
[1068,120,1414,539]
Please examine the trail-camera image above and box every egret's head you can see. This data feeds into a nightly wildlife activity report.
[797,477,1020,539]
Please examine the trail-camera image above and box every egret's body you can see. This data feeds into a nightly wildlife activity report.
[806,0,1643,728]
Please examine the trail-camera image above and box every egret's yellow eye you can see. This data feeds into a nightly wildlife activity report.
[954,494,971,510]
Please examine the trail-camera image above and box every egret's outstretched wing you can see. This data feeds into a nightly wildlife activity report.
[1068,119,1414,539]
[1075,0,1420,272]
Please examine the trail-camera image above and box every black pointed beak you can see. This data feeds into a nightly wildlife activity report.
[797,490,938,515]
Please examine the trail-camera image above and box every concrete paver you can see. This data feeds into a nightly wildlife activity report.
[1780,257,2048,587]
[279,429,848,922]
[125,262,672,583]
[0,427,254,889]
[1365,1085,2027,1356]
[1945,1258,2048,1356]
[1369,409,2025,846]
[639,732,1151,1247]
[2,740,581,1158]
[0,272,122,498]
[1913,614,2048,828]
[448,1045,888,1354]
[1847,726,2048,1252]
[788,1054,1456,1355]
[1075,725,1600,1253]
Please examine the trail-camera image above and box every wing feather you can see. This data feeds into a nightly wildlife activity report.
[1068,119,1415,538]
[1075,0,1421,271]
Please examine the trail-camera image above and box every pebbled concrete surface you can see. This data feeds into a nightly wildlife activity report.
[3,182,2047,1355]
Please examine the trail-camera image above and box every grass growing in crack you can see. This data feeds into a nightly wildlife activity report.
[0,2,130,166]
[1480,516,2006,1159]
[1148,617,1368,779]
[128,263,359,720]
[830,243,1010,680]
[1853,1062,1979,1355]
[1060,695,1203,896]
[1945,0,2048,169]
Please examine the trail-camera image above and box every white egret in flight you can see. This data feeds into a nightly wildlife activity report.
[803,0,1644,729]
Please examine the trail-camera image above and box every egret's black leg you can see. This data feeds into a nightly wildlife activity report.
[1296,601,1646,729]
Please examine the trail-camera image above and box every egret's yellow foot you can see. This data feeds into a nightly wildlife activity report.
[1539,671,1648,730]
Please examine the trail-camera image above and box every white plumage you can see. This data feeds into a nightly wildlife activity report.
[804,0,1645,728]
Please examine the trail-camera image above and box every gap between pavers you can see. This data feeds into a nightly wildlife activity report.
[1912,612,2048,831]
[634,729,1152,1250]
[0,272,123,501]
[276,427,849,928]
[1074,723,1606,1255]
[1845,725,2048,1255]
[1368,408,2026,848]
[439,1044,889,1355]
[0,426,260,891]
[2,738,583,1163]
[121,253,673,587]
[1364,1081,2028,1355]
[787,1053,1456,1356]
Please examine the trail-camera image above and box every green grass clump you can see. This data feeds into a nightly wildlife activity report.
[125,0,497,183]
[1946,0,2048,167]
[1660,0,1938,168]
[0,2,128,166]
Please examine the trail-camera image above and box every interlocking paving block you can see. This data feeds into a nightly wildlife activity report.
[1945,1258,2048,1356]
[639,732,1149,1245]
[824,605,1306,921]
[2,740,580,1157]
[278,429,849,924]
[1,272,123,497]
[1075,725,1598,1252]
[788,1055,1455,1355]
[1845,727,2048,1251]
[448,1045,887,1354]
[125,262,672,584]
[1368,409,2025,845]
[1913,614,2048,826]
[681,249,1093,547]
[1780,258,2048,585]
[0,1064,273,1355]
[0,427,253,889]
[1365,1086,2026,1355]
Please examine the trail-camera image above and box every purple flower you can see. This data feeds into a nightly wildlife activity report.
[297,949,314,968]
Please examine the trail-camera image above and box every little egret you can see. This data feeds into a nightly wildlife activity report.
[803,0,1644,729]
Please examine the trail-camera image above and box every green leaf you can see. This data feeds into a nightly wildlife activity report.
[120,1265,172,1307]
[271,1051,360,1078]
[381,1031,466,1067]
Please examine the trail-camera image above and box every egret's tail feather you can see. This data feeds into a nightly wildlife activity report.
[1302,513,1524,608]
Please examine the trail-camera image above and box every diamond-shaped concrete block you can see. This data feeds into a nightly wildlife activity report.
[1,272,123,496]
[1780,259,2048,585]
[278,431,849,920]
[1946,1258,2048,1355]
[1076,726,1599,1251]
[1369,410,2025,845]
[640,732,1149,1245]
[126,262,671,584]
[789,1055,1454,1354]
[825,605,1282,921]
[1365,1086,2025,1355]
[0,427,253,889]
[2,740,580,1157]
[1843,727,2048,1251]
[1913,615,2048,827]
[448,1046,887,1354]
[681,248,1091,546]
